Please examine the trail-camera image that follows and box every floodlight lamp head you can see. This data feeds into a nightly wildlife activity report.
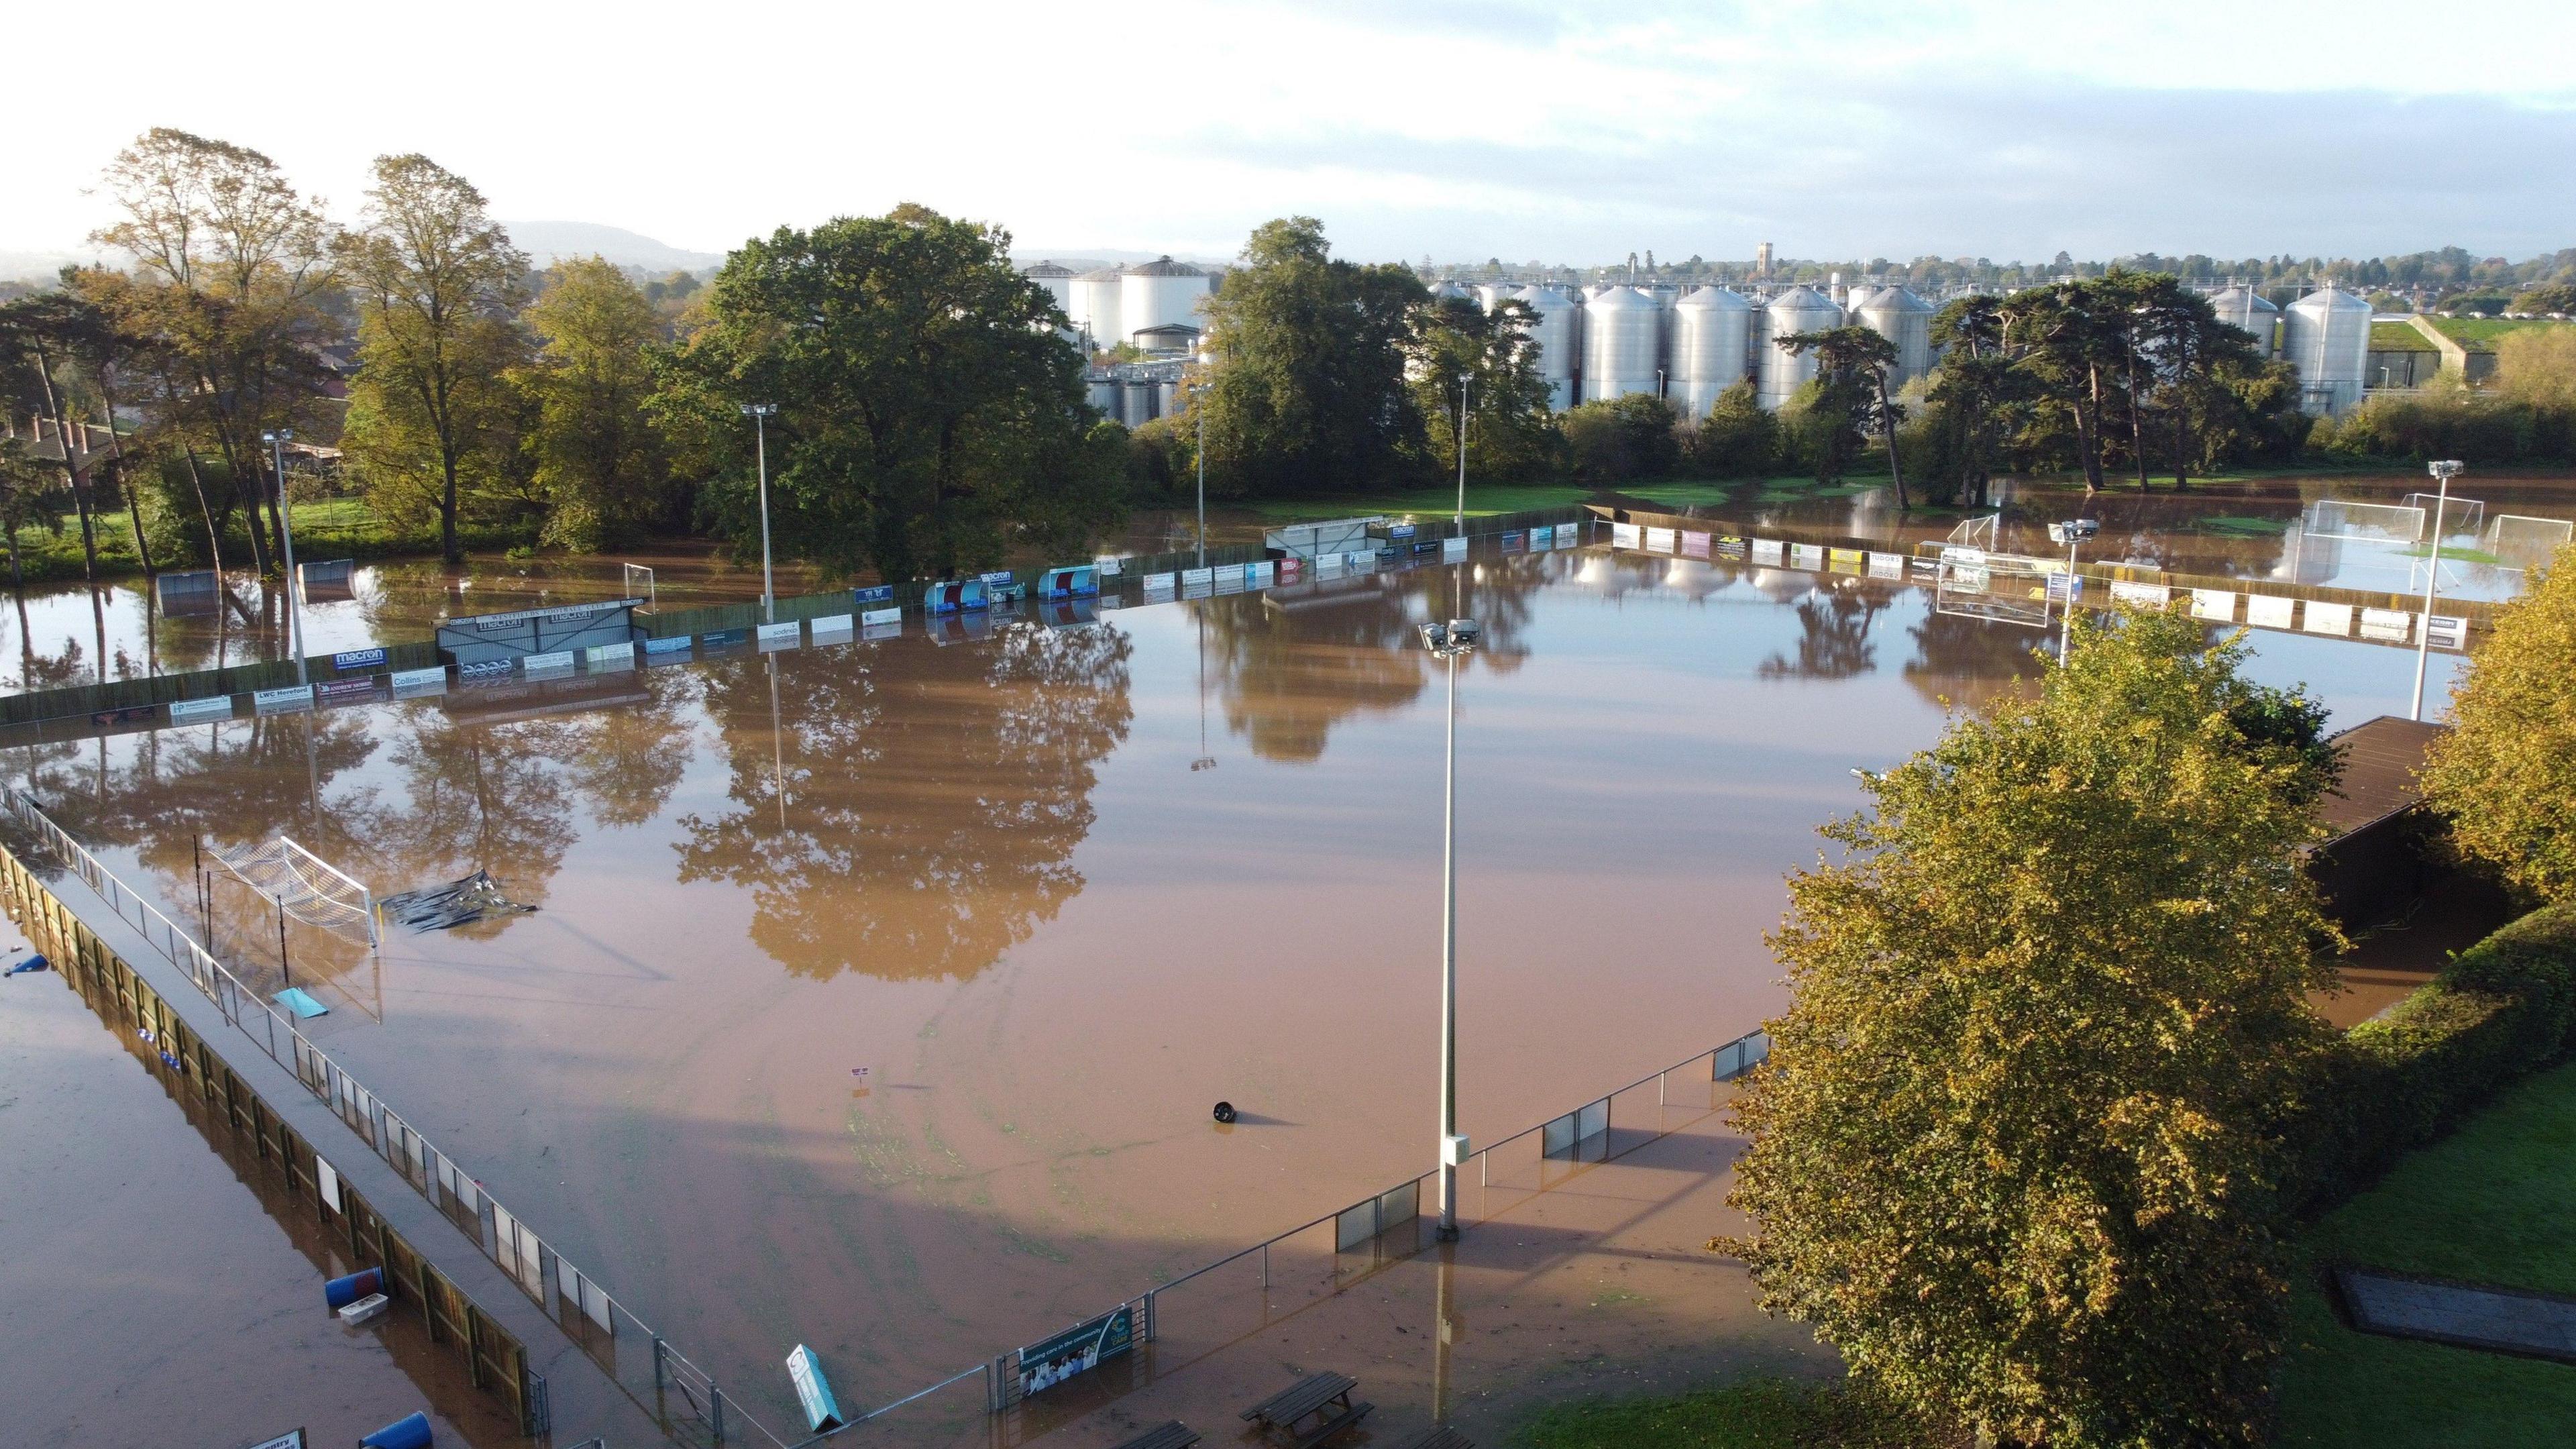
[2429,460,2464,481]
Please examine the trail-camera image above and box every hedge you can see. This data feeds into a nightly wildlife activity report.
[2290,903,2576,1212]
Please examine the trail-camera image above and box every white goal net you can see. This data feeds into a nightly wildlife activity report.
[622,563,657,604]
[209,837,378,947]
[2402,492,2485,541]
[2485,514,2574,567]
[2302,499,2426,543]
[1933,547,2053,629]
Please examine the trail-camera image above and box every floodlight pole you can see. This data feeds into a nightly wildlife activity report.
[743,404,778,623]
[264,430,306,683]
[1195,385,1208,570]
[1455,373,1470,530]
[2058,534,2081,665]
[2411,460,2463,721]
[1438,639,1460,1240]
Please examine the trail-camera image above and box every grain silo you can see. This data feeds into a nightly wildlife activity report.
[1758,285,1843,411]
[1475,282,1518,313]
[1515,284,1581,411]
[2283,284,2372,415]
[1582,286,1662,402]
[1087,377,1123,417]
[1073,266,1126,351]
[1120,378,1160,428]
[1120,257,1210,349]
[1670,286,1753,419]
[2209,284,2283,358]
[1022,260,1077,317]
[1857,286,1936,392]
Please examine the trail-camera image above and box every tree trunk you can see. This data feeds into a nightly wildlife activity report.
[180,445,225,576]
[28,345,102,582]
[439,448,462,565]
[1876,375,1909,510]
[97,389,156,577]
[2171,388,2193,492]
[2128,358,2152,492]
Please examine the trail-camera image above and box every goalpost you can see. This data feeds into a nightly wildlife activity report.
[207,837,379,949]
[2485,514,2574,566]
[2302,498,2426,543]
[1933,547,2053,629]
[622,563,657,605]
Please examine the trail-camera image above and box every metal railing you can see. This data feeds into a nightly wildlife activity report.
[9,784,1767,1447]
[4,790,795,1449]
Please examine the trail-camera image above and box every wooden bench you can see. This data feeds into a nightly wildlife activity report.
[1389,1427,1474,1449]
[1110,1422,1201,1449]
[1240,1371,1374,1447]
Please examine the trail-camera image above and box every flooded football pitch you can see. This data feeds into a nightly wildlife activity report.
[0,510,2491,1438]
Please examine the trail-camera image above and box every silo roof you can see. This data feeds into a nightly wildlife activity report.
[1128,256,1205,276]
[1022,260,1077,277]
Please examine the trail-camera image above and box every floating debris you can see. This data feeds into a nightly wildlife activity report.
[381,870,537,931]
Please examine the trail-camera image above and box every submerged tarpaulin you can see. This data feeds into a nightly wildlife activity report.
[381,870,535,931]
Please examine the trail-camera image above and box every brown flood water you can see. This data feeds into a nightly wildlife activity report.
[0,910,521,1448]
[0,534,2483,1436]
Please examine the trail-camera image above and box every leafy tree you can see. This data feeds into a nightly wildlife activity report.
[2422,543,2576,902]
[653,204,1120,583]
[1775,326,1904,500]
[1916,296,2023,508]
[2001,280,2128,494]
[515,257,675,550]
[2496,325,2576,413]
[1687,378,1778,478]
[1198,217,1427,496]
[1404,295,1557,481]
[91,127,337,574]
[337,154,531,562]
[1560,392,1679,482]
[0,438,68,590]
[2135,280,2266,489]
[1721,608,2342,1448]
[2508,282,2576,315]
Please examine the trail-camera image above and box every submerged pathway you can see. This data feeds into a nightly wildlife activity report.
[2339,1269,2576,1364]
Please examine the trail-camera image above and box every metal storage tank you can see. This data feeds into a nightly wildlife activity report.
[2283,284,2372,416]
[1514,285,1581,411]
[1073,266,1125,351]
[1087,377,1122,417]
[1022,260,1077,317]
[1758,285,1843,411]
[1670,286,1753,419]
[1120,257,1210,349]
[1475,282,1517,313]
[1158,379,1181,418]
[1582,286,1662,402]
[1857,286,1935,391]
[1120,378,1160,428]
[2209,284,2282,358]
[1644,284,1681,377]
[1428,280,1474,309]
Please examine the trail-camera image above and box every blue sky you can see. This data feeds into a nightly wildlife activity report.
[13,0,2573,266]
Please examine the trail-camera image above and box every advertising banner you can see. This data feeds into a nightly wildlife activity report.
[1790,543,1826,569]
[331,647,388,672]
[1443,535,1468,561]
[1611,522,1643,549]
[2302,602,2353,636]
[1868,551,1904,578]
[170,695,235,722]
[1681,531,1711,558]
[2110,580,2170,608]
[390,667,449,696]
[2244,594,2296,630]
[1751,539,1784,565]
[253,685,314,714]
[1644,527,1676,553]
[2190,588,2235,621]
[523,650,576,674]
[2359,606,2414,643]
[757,621,802,651]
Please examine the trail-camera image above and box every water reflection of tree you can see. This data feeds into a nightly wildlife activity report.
[676,623,1134,982]
[1195,557,1544,764]
[1902,608,2051,712]
[1758,582,1891,681]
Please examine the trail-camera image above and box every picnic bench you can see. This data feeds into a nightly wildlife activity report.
[1240,1371,1373,1447]
[1110,1422,1201,1449]
[1389,1428,1474,1449]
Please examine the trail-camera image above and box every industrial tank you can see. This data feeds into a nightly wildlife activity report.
[1857,286,1936,391]
[1120,257,1210,349]
[1428,280,1475,309]
[1515,285,1581,411]
[1073,266,1125,352]
[1582,286,1662,402]
[1475,282,1518,313]
[1120,378,1160,428]
[1670,286,1753,419]
[2208,284,2282,358]
[1758,285,1844,411]
[2283,284,2372,415]
[1021,260,1077,317]
[1087,378,1122,417]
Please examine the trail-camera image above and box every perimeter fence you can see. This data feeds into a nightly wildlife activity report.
[0,828,547,1435]
[6,764,1765,1449]
[2,789,796,1449]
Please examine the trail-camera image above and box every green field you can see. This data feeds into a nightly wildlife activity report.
[1517,1377,1947,1449]
[2369,321,2438,352]
[3,497,522,586]
[2274,1058,2576,1446]
[2428,316,2576,354]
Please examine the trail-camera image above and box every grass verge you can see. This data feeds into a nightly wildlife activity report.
[2275,1057,2576,1446]
[1516,1377,1957,1448]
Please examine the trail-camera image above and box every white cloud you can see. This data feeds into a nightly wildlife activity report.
[7,0,2571,268]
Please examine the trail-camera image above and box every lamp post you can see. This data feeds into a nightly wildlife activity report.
[741,403,778,622]
[1195,381,1208,569]
[2411,460,2464,722]
[262,430,307,682]
[1419,615,1481,1241]
[1454,372,1470,530]
[2047,517,2099,665]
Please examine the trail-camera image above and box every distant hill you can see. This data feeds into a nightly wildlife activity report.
[0,248,121,284]
[504,221,726,274]
[1015,248,1234,272]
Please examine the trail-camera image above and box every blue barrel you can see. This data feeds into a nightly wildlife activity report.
[360,1411,433,1449]
[325,1267,384,1308]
